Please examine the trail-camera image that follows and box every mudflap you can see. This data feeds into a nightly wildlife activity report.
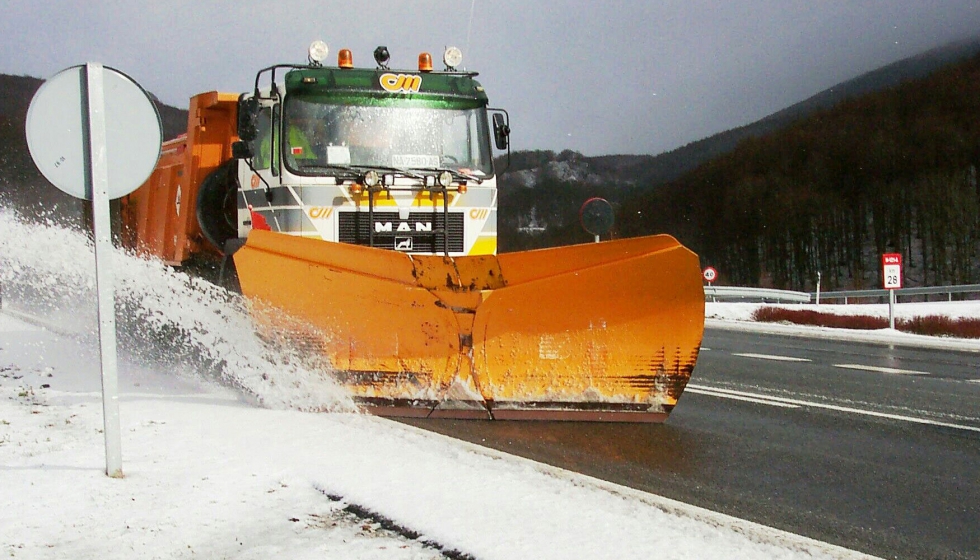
[233,230,705,422]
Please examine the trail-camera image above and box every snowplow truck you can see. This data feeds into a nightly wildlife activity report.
[120,43,705,421]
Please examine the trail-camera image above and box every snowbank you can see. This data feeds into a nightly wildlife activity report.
[705,301,980,352]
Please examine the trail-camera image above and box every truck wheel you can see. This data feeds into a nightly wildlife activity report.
[196,160,239,252]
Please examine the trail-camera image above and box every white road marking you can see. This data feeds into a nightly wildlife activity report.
[834,364,929,376]
[686,383,980,433]
[732,352,811,362]
[969,379,980,384]
[684,386,799,408]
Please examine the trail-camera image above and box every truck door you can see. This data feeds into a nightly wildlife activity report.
[238,102,281,236]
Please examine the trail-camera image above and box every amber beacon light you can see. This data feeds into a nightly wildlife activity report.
[338,49,354,69]
[418,52,433,72]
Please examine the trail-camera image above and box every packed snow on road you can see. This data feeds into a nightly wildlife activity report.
[2,211,883,559]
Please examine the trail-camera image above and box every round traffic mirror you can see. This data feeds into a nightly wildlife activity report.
[26,64,162,200]
[580,197,615,237]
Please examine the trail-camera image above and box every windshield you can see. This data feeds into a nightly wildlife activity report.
[282,95,494,177]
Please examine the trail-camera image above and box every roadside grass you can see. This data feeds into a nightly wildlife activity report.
[751,307,980,339]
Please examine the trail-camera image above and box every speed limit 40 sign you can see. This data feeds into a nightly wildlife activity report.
[882,253,902,289]
[703,267,717,283]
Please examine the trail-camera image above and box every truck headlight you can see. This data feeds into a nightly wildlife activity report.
[363,170,381,188]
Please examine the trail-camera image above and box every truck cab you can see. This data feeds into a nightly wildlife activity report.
[233,44,510,258]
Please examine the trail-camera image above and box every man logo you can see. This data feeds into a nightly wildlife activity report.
[394,237,413,251]
[380,73,422,94]
[375,221,432,233]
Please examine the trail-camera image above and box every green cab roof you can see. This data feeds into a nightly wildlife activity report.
[285,67,489,108]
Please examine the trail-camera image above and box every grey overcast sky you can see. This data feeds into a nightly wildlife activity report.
[3,1,980,156]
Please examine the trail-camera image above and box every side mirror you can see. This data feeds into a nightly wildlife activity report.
[492,111,510,151]
[237,97,260,143]
[231,141,253,160]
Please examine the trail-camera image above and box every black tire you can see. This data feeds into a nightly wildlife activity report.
[196,160,240,252]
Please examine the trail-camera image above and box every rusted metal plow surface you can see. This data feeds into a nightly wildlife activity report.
[234,231,705,422]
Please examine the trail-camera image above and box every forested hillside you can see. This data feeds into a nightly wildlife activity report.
[620,53,980,290]
[495,38,980,261]
[0,75,77,223]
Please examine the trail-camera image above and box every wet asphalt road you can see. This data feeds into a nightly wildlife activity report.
[399,328,980,560]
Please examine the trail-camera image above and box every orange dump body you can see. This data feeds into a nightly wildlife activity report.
[120,92,239,264]
[234,230,705,422]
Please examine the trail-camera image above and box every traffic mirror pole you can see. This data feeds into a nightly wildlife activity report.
[27,63,161,479]
[85,63,124,478]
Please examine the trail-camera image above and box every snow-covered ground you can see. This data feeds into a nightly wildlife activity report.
[706,301,980,352]
[708,300,980,322]
[0,211,918,559]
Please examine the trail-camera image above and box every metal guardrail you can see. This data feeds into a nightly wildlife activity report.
[704,286,811,303]
[705,283,980,304]
[814,283,980,303]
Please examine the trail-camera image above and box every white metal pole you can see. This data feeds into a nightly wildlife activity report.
[86,63,123,478]
[888,288,896,330]
[816,272,821,305]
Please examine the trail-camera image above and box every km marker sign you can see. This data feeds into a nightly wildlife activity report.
[882,253,903,329]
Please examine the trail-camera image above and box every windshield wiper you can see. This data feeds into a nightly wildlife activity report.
[313,163,484,185]
[296,163,361,177]
[375,165,485,185]
[354,165,428,180]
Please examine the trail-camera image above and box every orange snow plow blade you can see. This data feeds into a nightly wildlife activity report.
[233,231,705,422]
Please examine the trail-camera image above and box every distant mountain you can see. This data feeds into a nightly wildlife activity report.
[501,35,980,191]
[620,48,980,291]
[758,37,980,130]
[649,35,980,185]
[0,74,188,139]
[496,35,980,254]
[0,74,43,120]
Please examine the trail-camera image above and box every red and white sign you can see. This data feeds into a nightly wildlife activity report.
[702,267,717,283]
[882,253,902,289]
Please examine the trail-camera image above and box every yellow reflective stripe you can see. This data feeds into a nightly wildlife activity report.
[468,236,497,256]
